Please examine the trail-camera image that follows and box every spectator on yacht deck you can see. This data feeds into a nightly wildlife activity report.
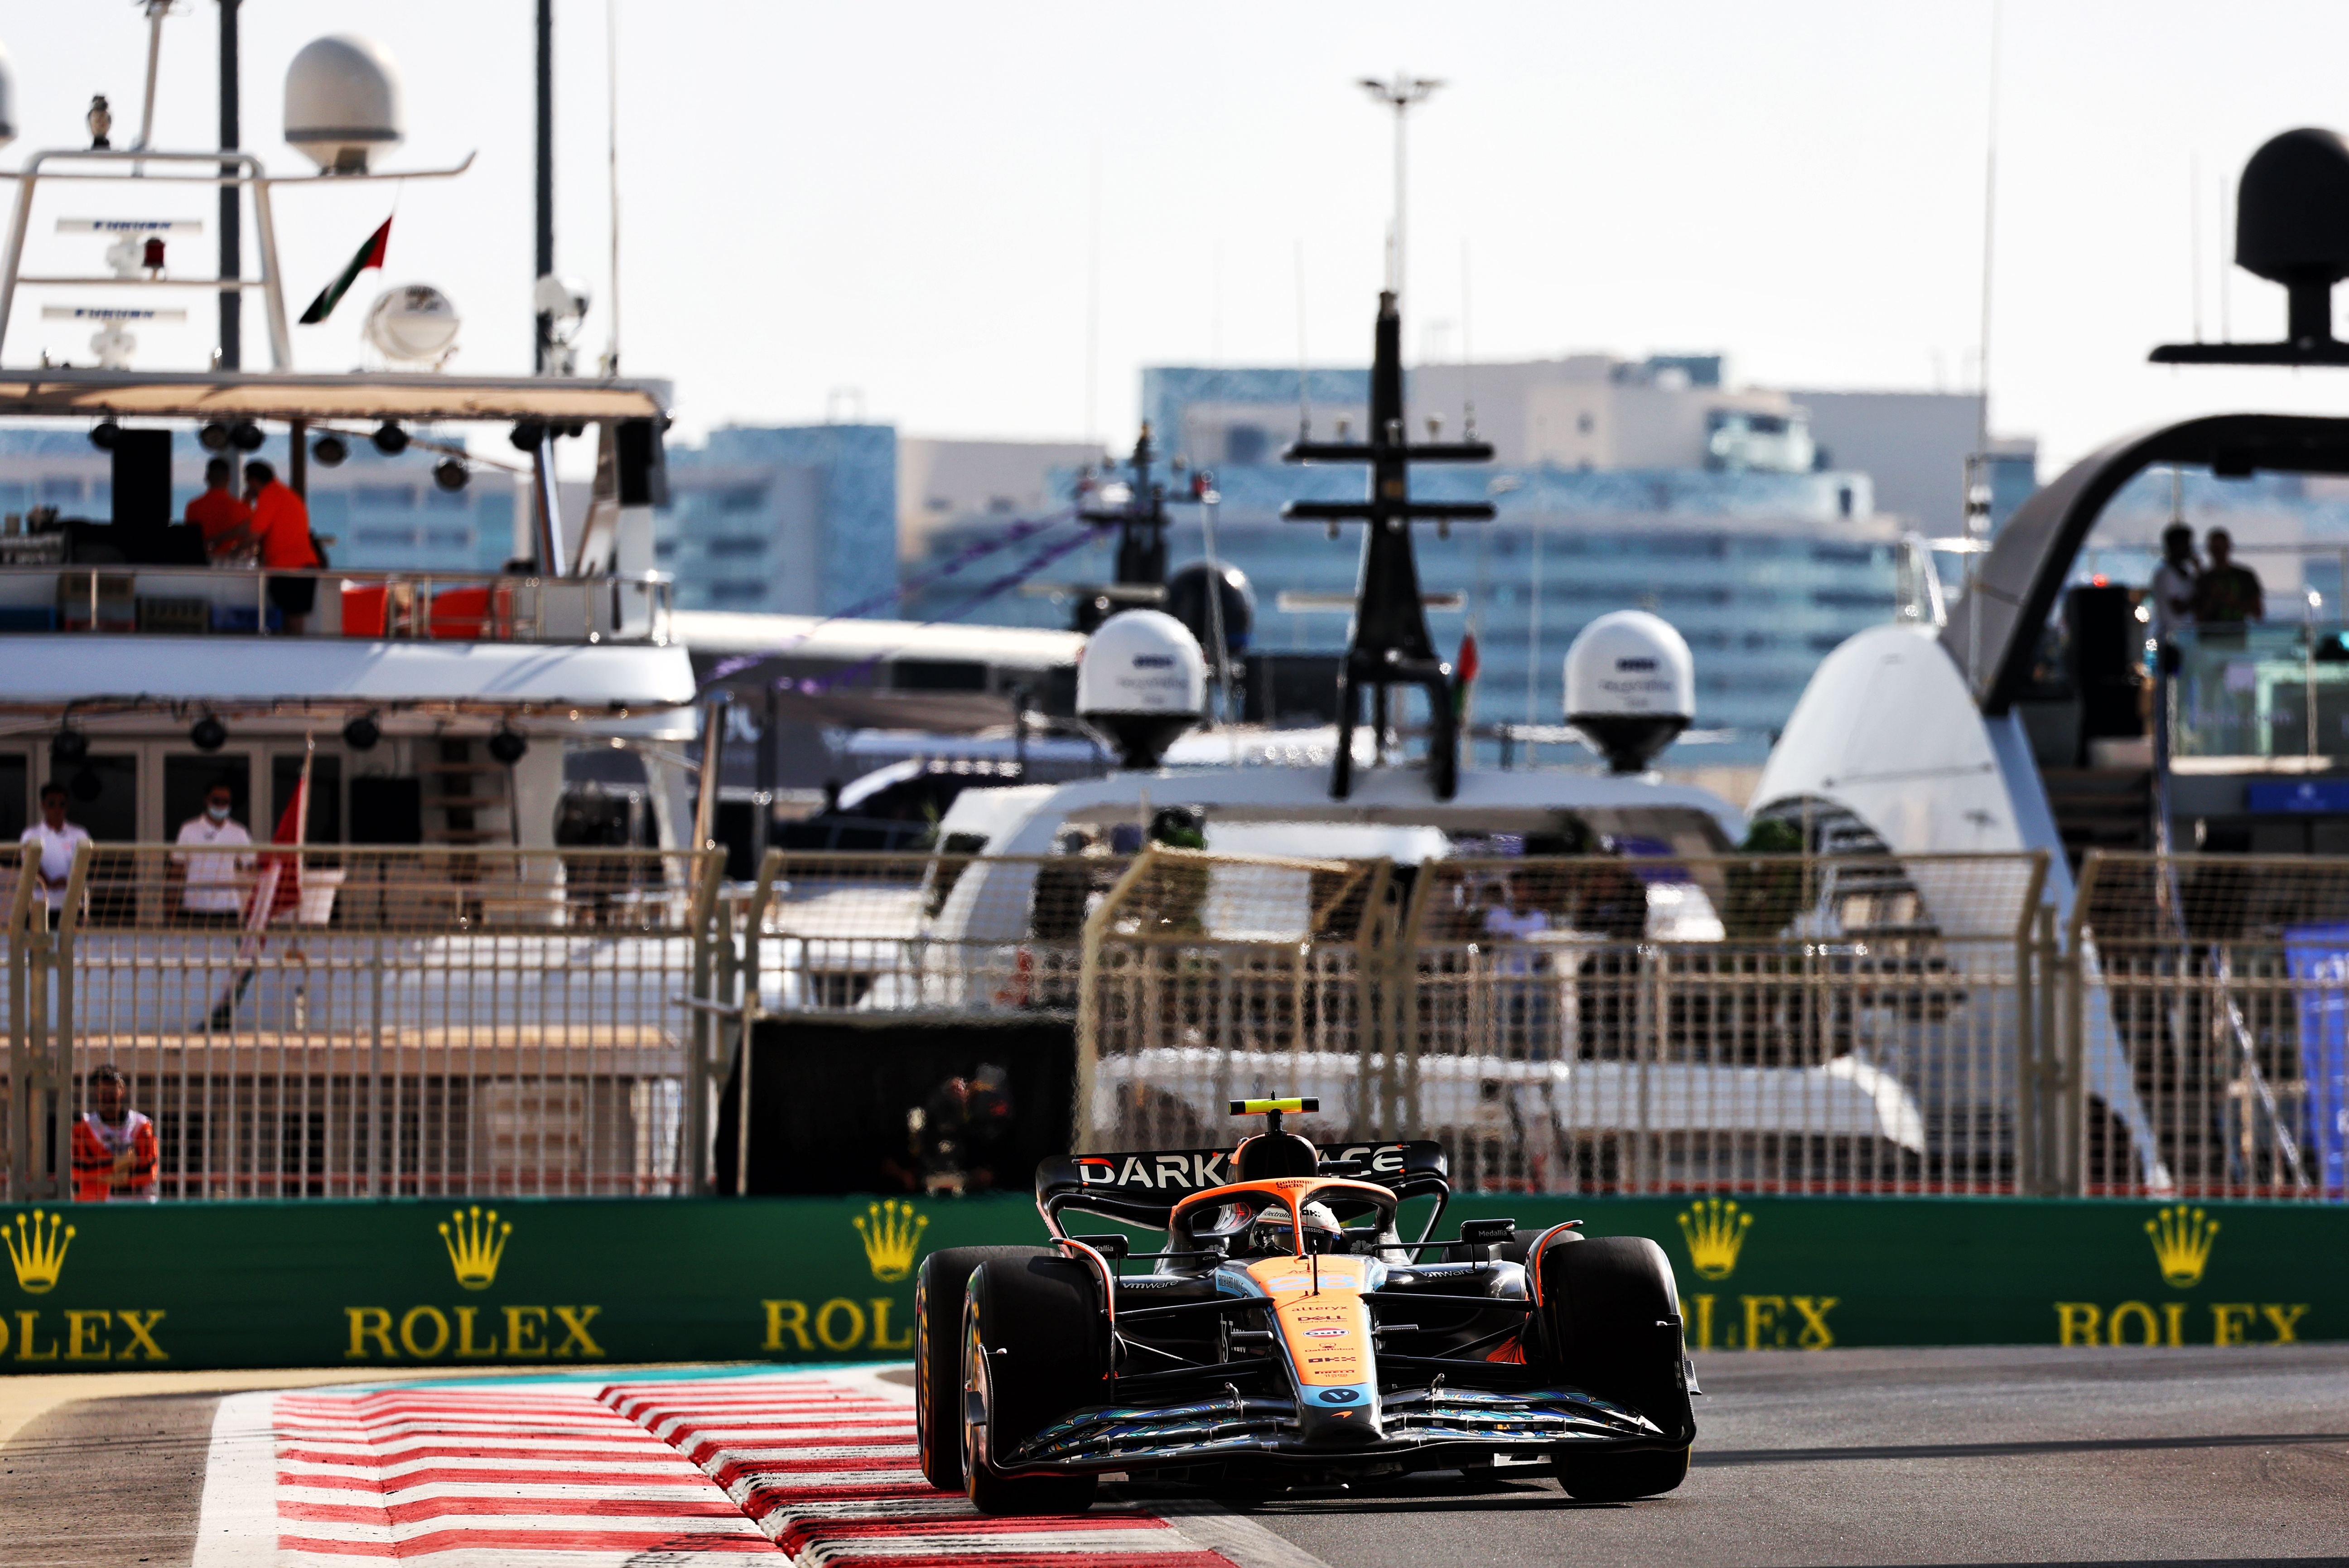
[186,457,253,562]
[170,778,254,927]
[2190,528,2264,627]
[244,461,320,632]
[2149,523,2199,671]
[21,782,91,930]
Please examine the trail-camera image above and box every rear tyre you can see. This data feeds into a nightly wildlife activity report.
[962,1254,1106,1516]
[914,1245,1047,1491]
[1540,1235,1693,1501]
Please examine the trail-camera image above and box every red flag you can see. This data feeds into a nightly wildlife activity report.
[1456,632,1481,684]
[245,775,307,928]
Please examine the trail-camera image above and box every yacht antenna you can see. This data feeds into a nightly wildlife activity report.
[1074,425,1208,632]
[133,0,171,170]
[534,0,555,373]
[1284,291,1491,801]
[217,0,240,369]
[602,0,621,375]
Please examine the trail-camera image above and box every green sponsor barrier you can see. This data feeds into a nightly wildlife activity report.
[0,1192,2339,1371]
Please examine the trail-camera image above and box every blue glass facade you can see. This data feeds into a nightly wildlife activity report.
[658,424,897,617]
[902,462,1899,766]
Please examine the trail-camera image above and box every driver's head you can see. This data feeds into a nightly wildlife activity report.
[1246,1201,1345,1256]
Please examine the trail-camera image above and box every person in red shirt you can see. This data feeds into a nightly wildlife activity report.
[184,457,254,560]
[71,1064,158,1201]
[243,459,321,632]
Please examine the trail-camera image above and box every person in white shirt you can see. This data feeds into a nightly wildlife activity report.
[170,779,254,926]
[20,782,92,929]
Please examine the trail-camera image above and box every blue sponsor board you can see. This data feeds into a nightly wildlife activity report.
[2284,925,2349,1193]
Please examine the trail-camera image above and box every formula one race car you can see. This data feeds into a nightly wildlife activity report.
[913,1097,1695,1515]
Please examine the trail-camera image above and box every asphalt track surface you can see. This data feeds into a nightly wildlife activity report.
[1181,1344,2349,1568]
[0,1346,2344,1567]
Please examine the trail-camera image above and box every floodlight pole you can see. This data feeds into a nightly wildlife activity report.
[1359,73,1442,303]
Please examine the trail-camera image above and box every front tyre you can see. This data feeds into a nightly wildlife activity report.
[961,1255,1105,1516]
[915,1245,1047,1491]
[1541,1235,1693,1501]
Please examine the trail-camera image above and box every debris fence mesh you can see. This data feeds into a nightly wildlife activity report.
[2073,853,2349,1201]
[8,841,2348,1202]
[1080,849,2058,1197]
[3,845,715,1200]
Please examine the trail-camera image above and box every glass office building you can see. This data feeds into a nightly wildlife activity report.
[902,460,1900,767]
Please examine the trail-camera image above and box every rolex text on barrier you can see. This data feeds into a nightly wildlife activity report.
[0,1194,2342,1371]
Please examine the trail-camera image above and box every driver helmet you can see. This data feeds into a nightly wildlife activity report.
[1247,1200,1345,1257]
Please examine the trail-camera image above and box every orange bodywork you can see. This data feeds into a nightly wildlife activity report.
[1167,1176,1400,1390]
[1239,1253,1375,1387]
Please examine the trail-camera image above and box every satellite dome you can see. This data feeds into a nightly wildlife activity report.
[1564,609,1695,774]
[1077,609,1207,769]
[285,35,404,174]
[0,41,17,152]
[362,284,460,366]
[1165,560,1255,657]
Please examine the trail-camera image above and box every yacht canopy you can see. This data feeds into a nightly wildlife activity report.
[1943,412,2349,714]
[0,369,670,423]
[0,636,695,715]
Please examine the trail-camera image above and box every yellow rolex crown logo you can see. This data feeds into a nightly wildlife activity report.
[4,1209,75,1294]
[2144,1203,2218,1288]
[1676,1198,1752,1281]
[438,1206,511,1291]
[854,1199,928,1283]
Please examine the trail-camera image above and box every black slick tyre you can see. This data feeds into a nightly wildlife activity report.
[914,1244,1047,1491]
[1539,1235,1694,1501]
[961,1254,1105,1516]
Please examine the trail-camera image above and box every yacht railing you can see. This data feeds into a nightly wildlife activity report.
[0,562,673,644]
[2171,620,2349,760]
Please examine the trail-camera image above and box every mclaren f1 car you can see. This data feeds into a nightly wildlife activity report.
[913,1097,1696,1515]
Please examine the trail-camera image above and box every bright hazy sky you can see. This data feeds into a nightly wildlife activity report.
[10,1,2349,478]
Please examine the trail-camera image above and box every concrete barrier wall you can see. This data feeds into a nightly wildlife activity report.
[0,1192,2339,1371]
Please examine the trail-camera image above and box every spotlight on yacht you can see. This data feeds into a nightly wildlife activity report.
[88,420,120,451]
[229,420,265,452]
[198,421,231,452]
[431,458,468,492]
[371,421,409,455]
[487,725,528,765]
[341,713,381,752]
[189,715,228,753]
[312,433,348,467]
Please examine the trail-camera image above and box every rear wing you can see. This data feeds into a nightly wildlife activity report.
[1035,1139,1449,1230]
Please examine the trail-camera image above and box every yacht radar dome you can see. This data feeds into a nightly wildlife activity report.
[284,35,405,174]
[1077,608,1207,769]
[1564,609,1695,774]
[361,283,459,367]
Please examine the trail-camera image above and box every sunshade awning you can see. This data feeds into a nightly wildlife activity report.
[0,369,670,423]
[0,635,695,714]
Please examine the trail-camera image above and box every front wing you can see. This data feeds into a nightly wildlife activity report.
[1002,1380,1671,1475]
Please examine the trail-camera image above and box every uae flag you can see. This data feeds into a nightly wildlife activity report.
[299,216,391,324]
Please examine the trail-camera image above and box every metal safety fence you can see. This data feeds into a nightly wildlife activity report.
[2072,854,2349,1202]
[1078,848,2063,1197]
[4,844,719,1201]
[11,839,2349,1203]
